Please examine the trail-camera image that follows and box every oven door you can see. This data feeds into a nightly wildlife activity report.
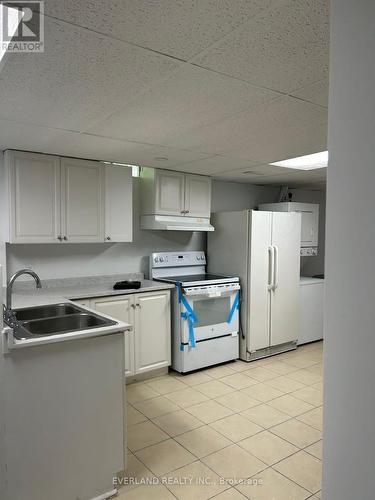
[180,288,239,344]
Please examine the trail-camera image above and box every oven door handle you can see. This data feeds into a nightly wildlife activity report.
[183,289,239,299]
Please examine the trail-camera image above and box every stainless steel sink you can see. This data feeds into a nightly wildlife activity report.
[7,303,117,340]
[20,313,116,337]
[14,303,83,321]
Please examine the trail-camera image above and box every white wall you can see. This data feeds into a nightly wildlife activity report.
[323,1,375,499]
[211,180,279,212]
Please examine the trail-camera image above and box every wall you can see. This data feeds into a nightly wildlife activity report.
[211,180,279,212]
[6,179,204,281]
[323,1,375,499]
[290,188,326,276]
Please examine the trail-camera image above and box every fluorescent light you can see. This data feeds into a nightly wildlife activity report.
[270,151,328,170]
[0,5,23,63]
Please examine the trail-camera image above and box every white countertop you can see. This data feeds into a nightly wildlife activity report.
[3,274,175,350]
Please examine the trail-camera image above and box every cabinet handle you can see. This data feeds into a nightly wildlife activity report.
[180,210,185,214]
[185,210,190,214]
[106,236,111,241]
[136,303,141,308]
[63,236,68,241]
[131,303,136,309]
[57,236,62,241]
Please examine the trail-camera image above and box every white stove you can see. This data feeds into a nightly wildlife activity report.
[150,251,240,373]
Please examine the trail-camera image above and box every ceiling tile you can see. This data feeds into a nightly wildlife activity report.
[165,96,327,162]
[290,78,329,108]
[0,119,210,166]
[0,17,181,131]
[86,64,280,144]
[169,155,262,175]
[41,0,274,60]
[252,168,327,186]
[192,0,329,93]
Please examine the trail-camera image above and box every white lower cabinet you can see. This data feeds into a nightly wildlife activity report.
[88,290,171,377]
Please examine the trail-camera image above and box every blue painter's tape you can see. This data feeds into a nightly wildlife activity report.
[178,284,197,348]
[226,290,240,324]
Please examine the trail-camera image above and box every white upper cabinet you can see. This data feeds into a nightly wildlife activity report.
[104,164,132,242]
[155,170,185,216]
[184,174,211,218]
[61,158,104,243]
[2,151,133,243]
[140,167,211,219]
[6,151,61,243]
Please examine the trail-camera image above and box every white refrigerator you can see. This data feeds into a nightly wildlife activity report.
[208,210,301,361]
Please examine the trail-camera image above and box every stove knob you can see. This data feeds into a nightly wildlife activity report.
[154,257,159,262]
[160,257,164,262]
[196,256,200,260]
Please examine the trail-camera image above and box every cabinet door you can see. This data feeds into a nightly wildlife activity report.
[184,174,211,218]
[89,296,135,377]
[8,151,61,243]
[104,165,132,242]
[61,158,104,242]
[155,170,185,216]
[134,291,171,375]
[270,212,301,347]
[300,210,319,247]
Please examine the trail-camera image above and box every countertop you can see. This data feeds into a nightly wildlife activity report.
[3,273,175,350]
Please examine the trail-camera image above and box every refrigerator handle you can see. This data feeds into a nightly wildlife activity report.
[273,245,279,290]
[268,246,274,291]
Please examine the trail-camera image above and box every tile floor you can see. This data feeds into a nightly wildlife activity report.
[117,341,323,500]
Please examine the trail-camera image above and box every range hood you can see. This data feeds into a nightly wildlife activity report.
[141,215,214,232]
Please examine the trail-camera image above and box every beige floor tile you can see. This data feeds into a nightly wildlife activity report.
[236,467,311,500]
[304,440,323,460]
[164,387,209,408]
[135,438,196,476]
[265,360,299,375]
[202,444,266,481]
[127,383,159,403]
[162,460,230,500]
[210,413,263,442]
[211,488,247,499]
[152,409,203,437]
[116,483,176,499]
[274,450,322,493]
[268,394,314,417]
[271,419,322,448]
[282,356,320,369]
[117,453,155,492]
[241,382,285,402]
[314,491,322,499]
[195,380,234,398]
[175,425,232,458]
[311,381,324,391]
[132,395,179,418]
[291,387,323,407]
[146,376,187,395]
[220,373,259,389]
[265,376,306,393]
[229,360,254,372]
[215,390,261,412]
[306,364,323,376]
[241,403,289,429]
[239,430,298,466]
[243,367,278,382]
[286,369,322,386]
[127,420,169,452]
[173,371,213,386]
[127,404,148,425]
[297,407,323,431]
[185,399,234,424]
[205,364,237,379]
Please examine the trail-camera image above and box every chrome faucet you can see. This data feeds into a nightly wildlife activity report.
[6,269,42,312]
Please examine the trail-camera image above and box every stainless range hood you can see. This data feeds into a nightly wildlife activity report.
[141,215,214,232]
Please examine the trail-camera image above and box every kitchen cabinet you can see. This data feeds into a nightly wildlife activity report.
[259,202,319,255]
[140,167,211,219]
[298,277,324,345]
[61,158,104,243]
[5,151,61,243]
[87,290,171,377]
[104,164,132,242]
[1,151,133,243]
[90,296,135,377]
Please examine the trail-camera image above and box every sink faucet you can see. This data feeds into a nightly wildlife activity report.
[6,269,42,312]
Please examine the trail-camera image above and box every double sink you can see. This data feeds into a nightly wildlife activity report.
[8,303,116,340]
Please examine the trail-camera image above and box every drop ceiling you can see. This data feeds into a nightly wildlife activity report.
[0,0,329,188]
